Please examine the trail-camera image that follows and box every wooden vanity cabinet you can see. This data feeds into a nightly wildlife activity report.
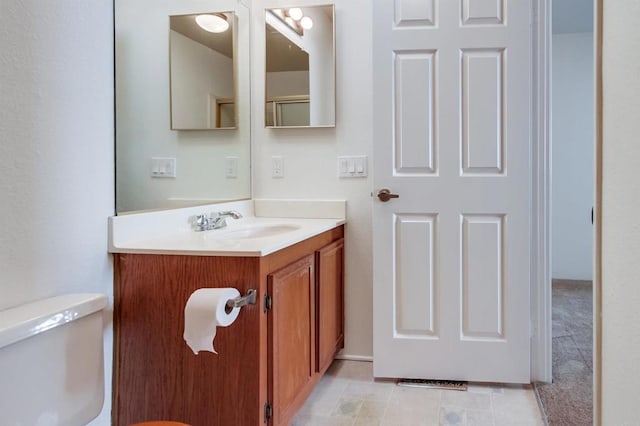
[316,239,345,375]
[113,226,344,426]
[268,255,316,426]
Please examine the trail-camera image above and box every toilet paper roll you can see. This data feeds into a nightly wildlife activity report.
[183,288,241,355]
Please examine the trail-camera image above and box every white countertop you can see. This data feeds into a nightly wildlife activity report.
[109,199,346,257]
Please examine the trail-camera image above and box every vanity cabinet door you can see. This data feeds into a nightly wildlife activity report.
[316,238,345,374]
[268,254,316,426]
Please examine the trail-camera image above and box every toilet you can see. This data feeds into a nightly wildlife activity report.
[0,293,108,425]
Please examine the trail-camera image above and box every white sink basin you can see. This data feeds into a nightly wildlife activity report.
[213,224,300,240]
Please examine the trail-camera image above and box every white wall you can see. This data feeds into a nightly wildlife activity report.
[253,0,373,358]
[601,0,640,422]
[551,32,594,280]
[0,0,114,424]
[116,0,250,213]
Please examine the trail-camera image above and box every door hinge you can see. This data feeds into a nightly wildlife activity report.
[264,402,273,423]
[264,292,272,312]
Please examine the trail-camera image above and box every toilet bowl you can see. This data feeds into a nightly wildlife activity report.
[0,293,108,425]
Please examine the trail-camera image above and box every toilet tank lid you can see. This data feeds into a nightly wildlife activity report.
[0,293,108,350]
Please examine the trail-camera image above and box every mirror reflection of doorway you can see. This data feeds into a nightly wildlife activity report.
[534,1,595,424]
[265,20,310,127]
[265,98,310,127]
[214,97,235,128]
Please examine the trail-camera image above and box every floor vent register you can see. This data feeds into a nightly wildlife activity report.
[397,379,468,391]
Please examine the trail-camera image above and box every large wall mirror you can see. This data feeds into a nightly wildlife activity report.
[115,0,251,214]
[265,5,335,128]
[170,12,237,130]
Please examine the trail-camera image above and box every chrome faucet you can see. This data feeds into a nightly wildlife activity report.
[191,210,243,231]
[210,210,243,229]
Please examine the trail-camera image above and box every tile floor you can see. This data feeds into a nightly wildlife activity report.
[292,360,545,426]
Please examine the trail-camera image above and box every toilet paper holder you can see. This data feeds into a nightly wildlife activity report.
[226,289,257,309]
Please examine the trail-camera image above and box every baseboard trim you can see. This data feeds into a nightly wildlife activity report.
[335,354,373,362]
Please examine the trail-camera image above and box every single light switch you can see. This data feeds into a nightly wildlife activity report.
[340,158,349,174]
[225,156,238,178]
[272,156,284,178]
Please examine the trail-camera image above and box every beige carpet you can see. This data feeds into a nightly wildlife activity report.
[534,279,593,425]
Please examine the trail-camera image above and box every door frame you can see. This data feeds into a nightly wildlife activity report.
[531,0,602,420]
[594,2,603,423]
[530,0,552,384]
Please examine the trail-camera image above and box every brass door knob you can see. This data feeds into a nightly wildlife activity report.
[377,188,400,202]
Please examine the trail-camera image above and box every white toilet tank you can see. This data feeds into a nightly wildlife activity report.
[0,293,108,426]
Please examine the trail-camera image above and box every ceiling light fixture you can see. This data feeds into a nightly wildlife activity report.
[195,13,229,33]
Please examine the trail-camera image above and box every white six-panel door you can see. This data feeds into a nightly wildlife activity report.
[373,0,532,383]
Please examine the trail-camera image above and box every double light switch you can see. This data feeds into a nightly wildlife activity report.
[151,157,176,178]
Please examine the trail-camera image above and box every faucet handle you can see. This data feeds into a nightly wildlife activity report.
[208,210,243,230]
[190,214,209,231]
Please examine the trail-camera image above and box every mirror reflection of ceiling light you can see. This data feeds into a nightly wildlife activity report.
[288,8,303,21]
[195,13,229,33]
[300,16,313,30]
[268,8,314,35]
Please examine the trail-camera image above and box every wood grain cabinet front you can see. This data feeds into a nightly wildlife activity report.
[113,226,344,426]
[268,255,316,426]
[316,238,345,376]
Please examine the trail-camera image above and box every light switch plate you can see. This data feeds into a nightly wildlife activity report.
[225,156,238,178]
[338,155,367,178]
[272,156,284,178]
[151,157,176,178]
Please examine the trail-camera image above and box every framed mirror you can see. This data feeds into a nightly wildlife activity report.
[115,0,251,214]
[170,12,237,130]
[265,5,335,128]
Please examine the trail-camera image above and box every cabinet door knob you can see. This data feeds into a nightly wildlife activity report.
[377,188,400,202]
